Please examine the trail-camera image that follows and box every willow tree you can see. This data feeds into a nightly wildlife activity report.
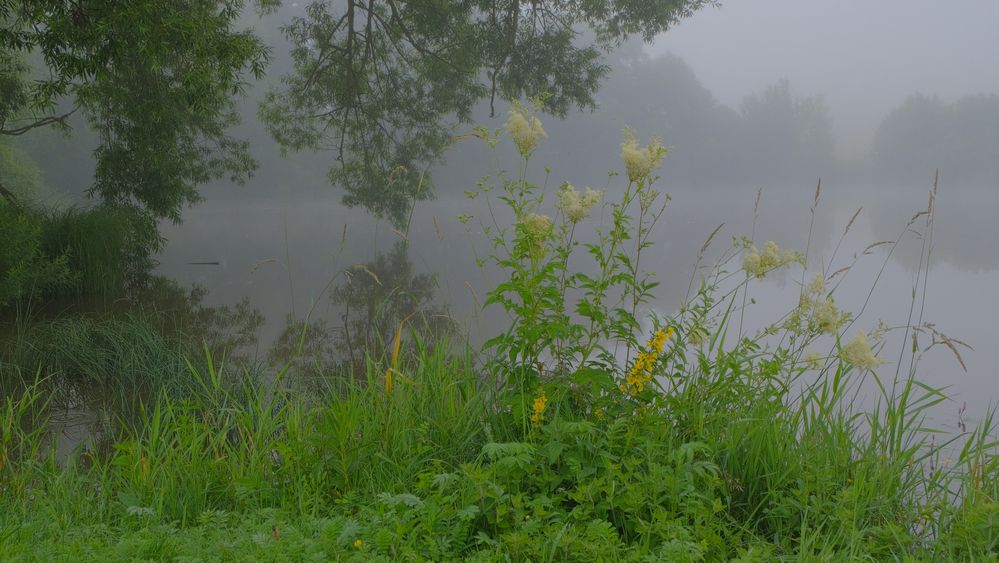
[0,0,272,221]
[261,0,715,226]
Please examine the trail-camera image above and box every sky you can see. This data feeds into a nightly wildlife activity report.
[649,0,999,156]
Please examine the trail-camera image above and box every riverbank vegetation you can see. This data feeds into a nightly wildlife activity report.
[2,113,996,561]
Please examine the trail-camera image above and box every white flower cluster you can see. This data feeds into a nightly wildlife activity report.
[788,273,846,336]
[841,330,883,371]
[556,183,602,223]
[620,128,667,183]
[803,351,824,370]
[743,241,801,278]
[521,212,553,260]
[505,105,546,158]
[522,212,553,237]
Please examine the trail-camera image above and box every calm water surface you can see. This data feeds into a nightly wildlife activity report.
[156,173,999,433]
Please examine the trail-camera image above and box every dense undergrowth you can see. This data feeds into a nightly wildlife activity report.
[0,200,158,305]
[2,108,998,560]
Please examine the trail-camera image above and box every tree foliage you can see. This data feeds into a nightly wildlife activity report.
[0,0,271,221]
[737,79,834,183]
[261,0,716,226]
[872,94,999,185]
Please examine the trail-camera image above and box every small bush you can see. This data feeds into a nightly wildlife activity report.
[0,201,73,306]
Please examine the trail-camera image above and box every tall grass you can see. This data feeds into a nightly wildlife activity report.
[2,115,998,559]
[40,205,160,296]
[3,315,190,402]
[2,326,996,559]
[0,202,159,307]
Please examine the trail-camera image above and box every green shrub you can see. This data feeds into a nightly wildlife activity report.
[41,204,162,296]
[0,201,73,306]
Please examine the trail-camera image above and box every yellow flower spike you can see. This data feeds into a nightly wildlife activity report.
[353,539,363,549]
[623,327,675,396]
[386,312,416,394]
[530,392,548,426]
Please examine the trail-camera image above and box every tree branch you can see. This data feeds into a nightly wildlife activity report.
[0,106,79,136]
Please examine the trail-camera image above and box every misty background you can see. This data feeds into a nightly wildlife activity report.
[8,1,999,421]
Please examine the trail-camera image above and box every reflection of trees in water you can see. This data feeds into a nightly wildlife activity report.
[269,241,454,381]
[864,186,999,273]
[262,2,712,226]
[1,275,266,459]
[126,277,266,364]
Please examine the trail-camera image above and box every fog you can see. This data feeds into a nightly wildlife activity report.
[9,1,999,426]
[650,0,999,157]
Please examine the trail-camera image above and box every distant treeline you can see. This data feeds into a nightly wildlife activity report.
[521,51,999,190]
[872,94,999,186]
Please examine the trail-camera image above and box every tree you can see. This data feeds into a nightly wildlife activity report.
[0,0,271,221]
[872,94,999,185]
[261,0,716,226]
[737,79,834,183]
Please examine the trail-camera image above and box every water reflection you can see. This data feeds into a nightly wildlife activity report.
[0,277,266,457]
[155,176,998,432]
[267,241,455,380]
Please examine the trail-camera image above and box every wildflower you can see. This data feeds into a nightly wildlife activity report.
[785,273,845,335]
[522,213,552,237]
[804,351,823,370]
[530,392,548,426]
[842,331,883,371]
[687,326,707,347]
[353,539,363,549]
[623,328,674,395]
[621,127,667,183]
[811,298,842,334]
[649,327,674,354]
[743,240,800,278]
[807,272,826,295]
[520,213,553,260]
[506,104,546,157]
[556,183,602,223]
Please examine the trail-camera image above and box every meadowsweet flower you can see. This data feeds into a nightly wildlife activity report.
[506,104,546,157]
[530,392,548,426]
[522,213,552,237]
[520,212,553,260]
[621,128,667,183]
[743,240,801,278]
[807,272,826,295]
[687,326,707,347]
[804,351,823,370]
[811,298,842,334]
[786,273,845,335]
[842,331,883,371]
[556,183,602,223]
